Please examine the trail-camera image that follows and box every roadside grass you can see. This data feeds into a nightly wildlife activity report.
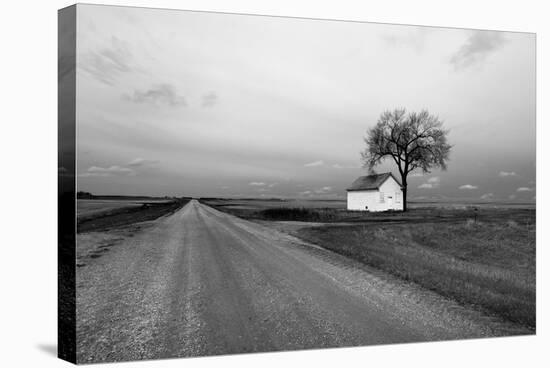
[296,219,535,328]
[258,207,339,222]
[77,199,191,233]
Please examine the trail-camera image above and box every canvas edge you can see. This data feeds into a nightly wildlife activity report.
[58,4,77,364]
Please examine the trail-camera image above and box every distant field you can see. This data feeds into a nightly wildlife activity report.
[203,197,536,328]
[79,200,138,219]
[204,198,534,212]
[203,198,346,210]
[409,201,535,210]
[78,199,174,220]
[77,198,189,233]
[202,198,535,225]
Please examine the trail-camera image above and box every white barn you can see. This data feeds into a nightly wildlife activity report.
[346,172,403,212]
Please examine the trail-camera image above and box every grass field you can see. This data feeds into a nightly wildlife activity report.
[203,198,534,225]
[78,199,174,220]
[203,198,536,328]
[297,220,535,328]
[77,198,190,233]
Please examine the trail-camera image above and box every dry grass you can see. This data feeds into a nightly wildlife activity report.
[296,219,535,328]
[202,199,534,225]
[257,207,338,222]
[77,199,190,233]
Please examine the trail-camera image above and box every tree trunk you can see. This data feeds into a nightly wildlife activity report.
[402,180,408,212]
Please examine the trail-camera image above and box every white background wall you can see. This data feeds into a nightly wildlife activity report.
[0,1,548,368]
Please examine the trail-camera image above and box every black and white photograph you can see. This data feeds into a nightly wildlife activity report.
[57,3,537,365]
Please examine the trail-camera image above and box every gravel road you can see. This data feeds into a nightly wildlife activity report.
[76,200,528,363]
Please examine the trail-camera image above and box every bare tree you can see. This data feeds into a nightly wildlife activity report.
[361,108,451,211]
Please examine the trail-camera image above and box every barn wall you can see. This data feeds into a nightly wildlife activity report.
[347,191,379,211]
[347,177,403,212]
[379,178,403,211]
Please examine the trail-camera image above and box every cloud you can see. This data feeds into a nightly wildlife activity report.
[499,171,517,177]
[517,187,533,192]
[124,84,186,107]
[80,165,135,177]
[58,166,72,177]
[58,12,76,83]
[418,176,440,189]
[59,53,75,84]
[79,173,110,178]
[304,160,324,167]
[298,187,336,197]
[410,195,428,200]
[249,182,266,186]
[381,27,431,52]
[268,183,278,188]
[332,163,361,169]
[480,193,494,200]
[88,165,133,174]
[409,172,424,177]
[459,184,478,190]
[202,92,218,107]
[78,36,134,85]
[509,194,517,200]
[314,186,332,194]
[127,158,159,167]
[450,31,507,70]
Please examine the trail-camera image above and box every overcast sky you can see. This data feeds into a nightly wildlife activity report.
[75,4,535,202]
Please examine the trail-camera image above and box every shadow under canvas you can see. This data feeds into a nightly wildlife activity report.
[37,343,57,357]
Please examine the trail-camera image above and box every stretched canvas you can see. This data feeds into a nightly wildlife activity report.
[58,4,536,364]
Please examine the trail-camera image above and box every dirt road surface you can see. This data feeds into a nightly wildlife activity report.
[76,200,527,363]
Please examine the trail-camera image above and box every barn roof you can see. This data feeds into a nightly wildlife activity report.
[346,172,401,191]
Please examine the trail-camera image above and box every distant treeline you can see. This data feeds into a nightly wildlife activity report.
[77,191,94,199]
